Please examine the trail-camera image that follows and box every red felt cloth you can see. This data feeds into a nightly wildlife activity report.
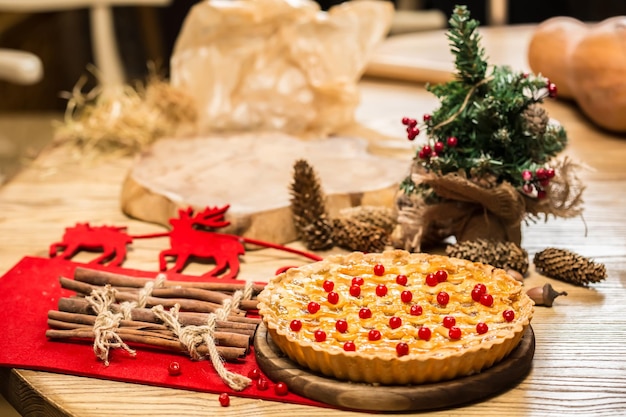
[0,256,326,408]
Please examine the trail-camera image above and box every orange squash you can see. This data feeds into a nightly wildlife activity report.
[528,16,626,132]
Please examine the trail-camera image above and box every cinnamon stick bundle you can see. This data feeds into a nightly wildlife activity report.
[47,316,251,351]
[49,270,264,366]
[74,267,265,295]
[45,328,246,361]
[57,297,260,328]
[60,277,258,311]
[59,277,243,315]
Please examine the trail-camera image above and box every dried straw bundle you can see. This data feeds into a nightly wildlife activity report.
[54,70,197,157]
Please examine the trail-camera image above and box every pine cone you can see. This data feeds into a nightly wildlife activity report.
[521,103,549,137]
[445,239,529,275]
[331,217,388,253]
[338,205,397,234]
[533,248,606,286]
[289,159,330,239]
[299,216,334,251]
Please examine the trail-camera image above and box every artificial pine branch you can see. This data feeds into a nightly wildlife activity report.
[446,5,487,84]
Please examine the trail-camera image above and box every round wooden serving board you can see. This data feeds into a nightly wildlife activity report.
[121,132,409,244]
[255,323,535,412]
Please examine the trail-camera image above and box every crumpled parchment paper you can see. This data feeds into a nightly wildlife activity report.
[170,0,394,137]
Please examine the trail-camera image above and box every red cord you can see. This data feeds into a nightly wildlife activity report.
[130,232,323,262]
[241,237,323,262]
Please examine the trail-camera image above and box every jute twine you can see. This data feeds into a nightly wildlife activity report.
[151,281,255,391]
[86,275,256,390]
[119,273,166,320]
[86,285,136,366]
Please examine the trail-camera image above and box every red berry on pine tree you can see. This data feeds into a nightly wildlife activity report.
[548,82,558,98]
[407,126,420,140]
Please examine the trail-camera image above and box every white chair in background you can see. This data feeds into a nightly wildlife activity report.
[0,48,43,84]
[0,0,171,87]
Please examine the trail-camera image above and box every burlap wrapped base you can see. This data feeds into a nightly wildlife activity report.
[392,158,584,251]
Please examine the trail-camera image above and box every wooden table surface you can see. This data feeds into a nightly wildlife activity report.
[1,26,626,417]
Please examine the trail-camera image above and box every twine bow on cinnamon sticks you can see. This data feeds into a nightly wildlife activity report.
[46,267,264,391]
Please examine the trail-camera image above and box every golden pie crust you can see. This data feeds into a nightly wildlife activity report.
[257,250,534,385]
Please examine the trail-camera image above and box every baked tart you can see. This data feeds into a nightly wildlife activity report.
[257,250,534,385]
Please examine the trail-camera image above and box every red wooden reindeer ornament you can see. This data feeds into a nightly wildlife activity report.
[48,205,322,278]
[159,206,245,279]
[49,223,133,266]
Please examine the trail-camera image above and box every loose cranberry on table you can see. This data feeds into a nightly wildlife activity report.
[168,361,181,376]
[248,368,261,380]
[218,393,230,407]
[256,378,269,390]
[274,381,289,396]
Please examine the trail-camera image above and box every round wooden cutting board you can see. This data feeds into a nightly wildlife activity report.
[121,132,410,244]
[254,323,535,412]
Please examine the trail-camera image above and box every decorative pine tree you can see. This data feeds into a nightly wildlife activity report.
[393,5,584,251]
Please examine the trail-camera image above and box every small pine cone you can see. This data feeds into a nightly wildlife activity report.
[298,216,334,251]
[331,217,388,253]
[446,239,529,275]
[521,103,549,137]
[290,159,329,235]
[338,205,397,234]
[533,248,606,286]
